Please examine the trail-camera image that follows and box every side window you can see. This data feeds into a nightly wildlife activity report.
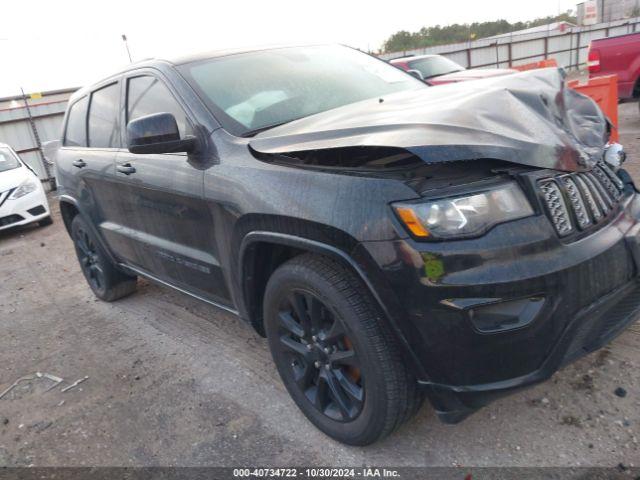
[88,83,121,148]
[127,76,191,138]
[64,96,88,147]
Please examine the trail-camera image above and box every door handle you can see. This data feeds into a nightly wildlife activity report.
[117,163,136,175]
[72,159,86,168]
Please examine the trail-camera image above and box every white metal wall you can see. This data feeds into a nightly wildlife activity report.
[0,100,68,180]
[379,17,640,70]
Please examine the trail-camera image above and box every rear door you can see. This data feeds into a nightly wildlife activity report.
[57,83,129,258]
[56,95,89,210]
[82,80,141,263]
[113,71,229,304]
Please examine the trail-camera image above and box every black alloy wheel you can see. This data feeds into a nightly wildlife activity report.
[70,215,137,302]
[74,223,105,292]
[264,254,424,445]
[277,289,364,422]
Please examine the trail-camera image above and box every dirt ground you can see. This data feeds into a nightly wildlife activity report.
[0,103,639,468]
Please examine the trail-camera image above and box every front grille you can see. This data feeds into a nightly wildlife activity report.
[538,163,626,238]
[0,214,24,227]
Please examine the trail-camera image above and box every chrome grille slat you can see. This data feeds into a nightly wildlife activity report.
[540,180,573,236]
[574,174,603,221]
[561,176,591,229]
[538,163,625,238]
[600,162,625,190]
[584,173,611,213]
[592,165,621,201]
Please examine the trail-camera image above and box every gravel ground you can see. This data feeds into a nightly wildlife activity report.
[0,103,639,468]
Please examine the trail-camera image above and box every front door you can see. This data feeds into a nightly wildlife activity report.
[112,73,230,305]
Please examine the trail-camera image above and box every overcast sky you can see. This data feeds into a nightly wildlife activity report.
[1,0,576,98]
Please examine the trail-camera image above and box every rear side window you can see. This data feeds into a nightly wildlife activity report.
[127,76,190,137]
[64,96,88,147]
[88,83,121,148]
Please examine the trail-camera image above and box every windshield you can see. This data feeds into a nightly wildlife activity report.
[0,148,21,173]
[179,45,424,136]
[407,56,465,80]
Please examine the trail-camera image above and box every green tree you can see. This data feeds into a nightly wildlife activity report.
[382,11,576,53]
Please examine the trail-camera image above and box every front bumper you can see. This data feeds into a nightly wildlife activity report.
[0,186,50,231]
[358,181,640,423]
[426,278,640,423]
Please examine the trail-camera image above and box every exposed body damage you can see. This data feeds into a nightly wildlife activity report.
[250,68,609,173]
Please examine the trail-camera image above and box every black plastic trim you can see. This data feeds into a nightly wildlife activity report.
[239,231,428,380]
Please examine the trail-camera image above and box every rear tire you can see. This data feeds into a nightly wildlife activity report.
[38,216,53,227]
[71,215,137,301]
[263,254,424,446]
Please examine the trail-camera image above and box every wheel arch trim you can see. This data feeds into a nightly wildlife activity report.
[238,231,427,379]
[58,194,121,267]
[58,194,80,235]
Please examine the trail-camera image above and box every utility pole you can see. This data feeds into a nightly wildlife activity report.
[20,88,55,191]
[122,34,132,63]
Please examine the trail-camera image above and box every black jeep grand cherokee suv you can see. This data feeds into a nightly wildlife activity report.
[53,44,640,445]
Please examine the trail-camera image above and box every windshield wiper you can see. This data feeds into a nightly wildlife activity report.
[241,120,294,138]
[241,113,315,137]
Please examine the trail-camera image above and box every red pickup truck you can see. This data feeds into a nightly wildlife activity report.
[588,32,640,100]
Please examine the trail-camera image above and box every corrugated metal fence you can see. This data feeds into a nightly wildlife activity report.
[0,89,76,186]
[378,17,640,70]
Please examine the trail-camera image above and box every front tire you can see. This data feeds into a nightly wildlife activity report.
[71,215,137,301]
[263,254,423,445]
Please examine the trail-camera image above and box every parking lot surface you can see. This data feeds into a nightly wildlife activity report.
[0,103,639,468]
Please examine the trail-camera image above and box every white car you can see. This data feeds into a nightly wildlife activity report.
[0,143,51,231]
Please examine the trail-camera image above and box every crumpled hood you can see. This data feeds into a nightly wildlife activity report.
[250,68,608,172]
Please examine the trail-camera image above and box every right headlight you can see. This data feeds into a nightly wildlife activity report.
[392,182,534,240]
[9,178,39,200]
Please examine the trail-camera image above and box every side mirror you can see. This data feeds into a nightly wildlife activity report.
[406,69,424,81]
[127,112,197,155]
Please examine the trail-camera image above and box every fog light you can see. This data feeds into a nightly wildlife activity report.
[469,297,545,334]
